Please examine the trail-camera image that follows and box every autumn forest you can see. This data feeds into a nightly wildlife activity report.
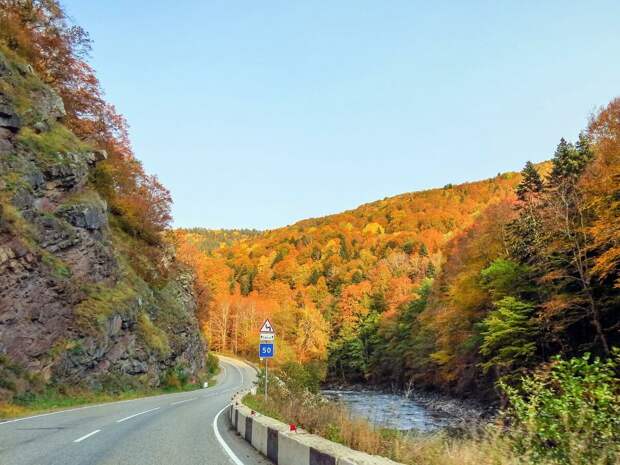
[176,103,619,399]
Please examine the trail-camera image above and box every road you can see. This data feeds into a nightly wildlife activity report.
[0,357,271,465]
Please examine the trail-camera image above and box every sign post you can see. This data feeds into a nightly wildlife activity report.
[259,319,275,399]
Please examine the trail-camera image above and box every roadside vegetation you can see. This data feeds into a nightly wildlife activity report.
[244,358,619,465]
[0,353,220,420]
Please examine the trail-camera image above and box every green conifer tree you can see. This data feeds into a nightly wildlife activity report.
[516,161,543,201]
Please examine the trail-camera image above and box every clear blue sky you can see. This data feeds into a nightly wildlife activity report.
[62,1,619,230]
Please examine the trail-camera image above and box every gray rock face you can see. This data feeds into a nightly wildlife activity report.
[0,50,206,400]
[0,55,10,77]
[0,127,14,154]
[0,94,21,132]
[44,158,90,192]
[58,202,108,230]
[30,85,66,123]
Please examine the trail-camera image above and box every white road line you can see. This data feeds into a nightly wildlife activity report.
[170,397,197,406]
[73,429,101,443]
[213,404,245,465]
[0,388,214,426]
[0,401,127,426]
[116,407,160,423]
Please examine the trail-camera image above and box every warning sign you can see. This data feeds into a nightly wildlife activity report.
[260,319,275,334]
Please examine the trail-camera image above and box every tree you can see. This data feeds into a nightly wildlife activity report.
[548,136,592,186]
[509,162,545,265]
[516,161,544,202]
[479,297,538,375]
[584,98,620,289]
[541,137,609,354]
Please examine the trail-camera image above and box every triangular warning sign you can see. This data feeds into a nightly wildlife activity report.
[260,319,274,333]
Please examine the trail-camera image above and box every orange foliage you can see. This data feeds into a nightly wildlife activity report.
[176,172,524,366]
[585,98,620,287]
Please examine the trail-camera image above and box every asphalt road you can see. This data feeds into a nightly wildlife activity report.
[0,357,271,465]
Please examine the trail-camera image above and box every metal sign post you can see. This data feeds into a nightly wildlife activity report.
[259,319,275,399]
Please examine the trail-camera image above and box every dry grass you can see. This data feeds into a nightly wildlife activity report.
[245,387,620,465]
[244,391,519,465]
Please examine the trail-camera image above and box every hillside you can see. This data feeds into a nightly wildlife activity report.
[176,166,528,395]
[0,5,206,410]
[178,103,619,399]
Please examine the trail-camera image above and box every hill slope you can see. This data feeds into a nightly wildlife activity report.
[178,100,619,399]
[177,168,526,393]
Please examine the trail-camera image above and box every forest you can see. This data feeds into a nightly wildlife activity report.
[178,102,619,399]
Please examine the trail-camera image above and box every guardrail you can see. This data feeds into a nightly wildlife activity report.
[228,392,404,465]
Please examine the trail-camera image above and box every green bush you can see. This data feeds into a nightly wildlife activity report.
[279,361,324,394]
[501,351,620,465]
[162,364,190,389]
[206,353,219,376]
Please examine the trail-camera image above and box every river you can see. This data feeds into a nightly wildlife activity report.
[322,389,473,432]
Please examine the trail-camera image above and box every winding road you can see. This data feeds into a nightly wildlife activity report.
[0,357,270,465]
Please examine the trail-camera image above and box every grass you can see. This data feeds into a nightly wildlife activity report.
[243,389,616,465]
[16,124,89,161]
[0,382,210,421]
[0,352,223,422]
[244,388,620,465]
[137,312,171,357]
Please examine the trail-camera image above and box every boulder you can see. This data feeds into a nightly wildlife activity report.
[30,86,66,123]
[0,127,14,154]
[58,202,107,231]
[83,150,108,165]
[44,160,89,191]
[0,95,21,133]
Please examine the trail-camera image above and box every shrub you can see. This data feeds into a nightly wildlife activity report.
[501,351,620,465]
[206,353,219,376]
[278,361,324,394]
[162,365,190,389]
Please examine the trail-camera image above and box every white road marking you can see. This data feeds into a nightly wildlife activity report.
[0,388,213,426]
[73,429,101,443]
[213,404,245,465]
[170,397,197,406]
[116,407,160,423]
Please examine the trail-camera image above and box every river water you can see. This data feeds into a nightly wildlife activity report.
[322,389,460,432]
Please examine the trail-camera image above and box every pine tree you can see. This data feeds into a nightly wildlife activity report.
[509,162,545,265]
[516,161,543,202]
[548,136,593,186]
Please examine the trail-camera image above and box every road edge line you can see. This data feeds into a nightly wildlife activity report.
[213,404,245,465]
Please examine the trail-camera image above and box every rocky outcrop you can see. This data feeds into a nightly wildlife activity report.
[0,51,205,400]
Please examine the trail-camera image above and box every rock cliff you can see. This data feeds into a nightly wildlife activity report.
[0,49,206,401]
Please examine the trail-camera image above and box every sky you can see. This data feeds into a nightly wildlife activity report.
[62,1,620,230]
